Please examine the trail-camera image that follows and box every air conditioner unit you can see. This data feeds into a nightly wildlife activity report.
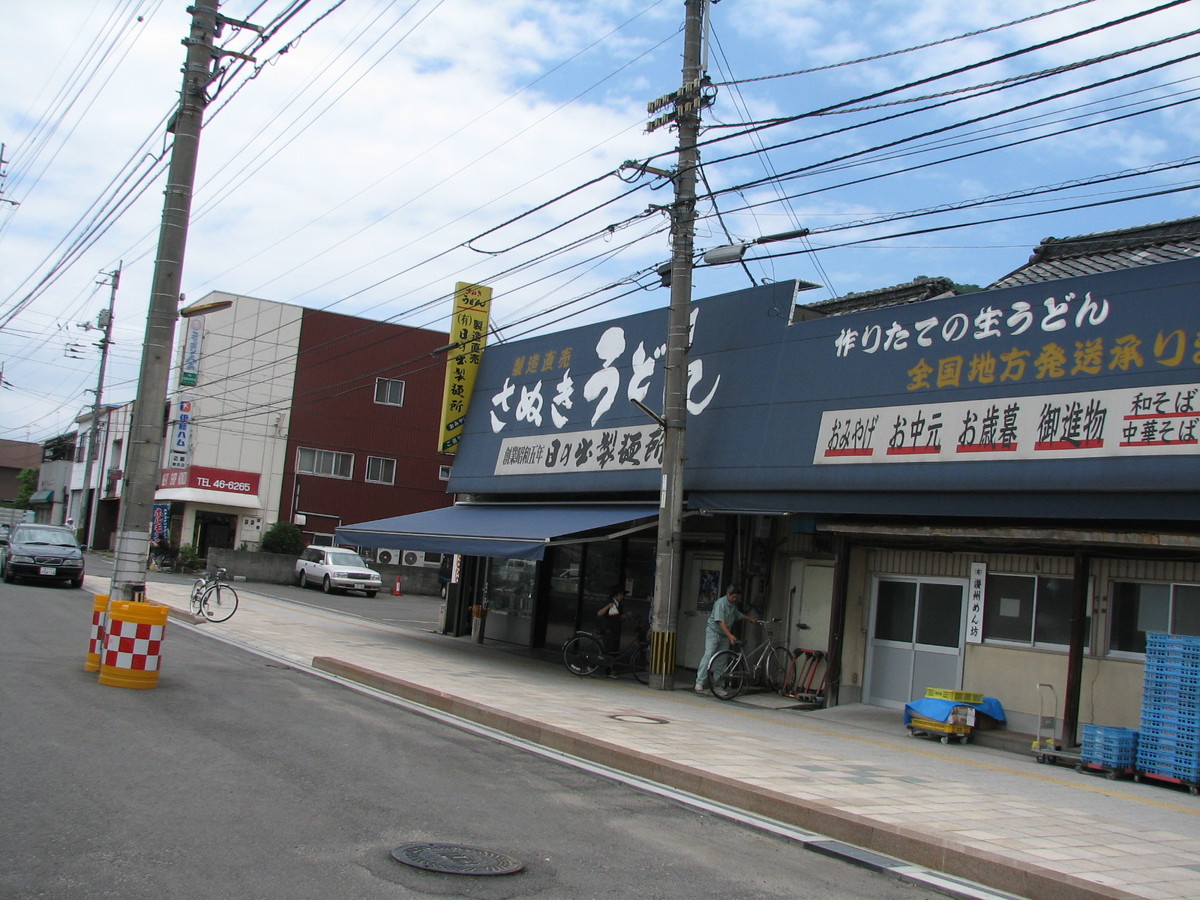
[401,549,443,568]
[376,549,396,565]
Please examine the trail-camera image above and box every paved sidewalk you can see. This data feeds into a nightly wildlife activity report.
[98,575,1200,900]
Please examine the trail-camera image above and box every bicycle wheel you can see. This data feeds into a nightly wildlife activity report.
[765,645,792,692]
[708,649,746,700]
[630,644,649,684]
[563,634,603,676]
[201,582,239,622]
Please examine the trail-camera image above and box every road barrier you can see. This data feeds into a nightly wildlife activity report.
[98,601,168,690]
[84,594,108,673]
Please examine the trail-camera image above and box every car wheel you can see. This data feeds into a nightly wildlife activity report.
[70,575,84,589]
[322,575,334,594]
[297,569,307,588]
[2,563,13,584]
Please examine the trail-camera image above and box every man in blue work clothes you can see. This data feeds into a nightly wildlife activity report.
[694,585,757,693]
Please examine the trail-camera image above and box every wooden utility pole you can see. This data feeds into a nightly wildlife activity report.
[647,0,708,690]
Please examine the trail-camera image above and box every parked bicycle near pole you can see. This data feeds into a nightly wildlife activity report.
[706,618,789,700]
[562,629,649,683]
[189,567,239,622]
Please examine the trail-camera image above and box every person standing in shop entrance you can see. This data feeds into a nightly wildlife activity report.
[597,588,630,678]
[694,585,755,693]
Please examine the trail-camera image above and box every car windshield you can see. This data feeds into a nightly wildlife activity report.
[328,550,367,567]
[16,527,78,547]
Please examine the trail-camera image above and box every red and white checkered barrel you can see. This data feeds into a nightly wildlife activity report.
[84,594,109,672]
[98,601,169,690]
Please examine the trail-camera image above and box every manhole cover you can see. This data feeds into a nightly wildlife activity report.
[609,713,669,724]
[390,842,524,876]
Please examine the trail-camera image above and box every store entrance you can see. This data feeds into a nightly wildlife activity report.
[192,510,237,560]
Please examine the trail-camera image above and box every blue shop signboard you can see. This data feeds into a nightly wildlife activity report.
[449,258,1200,518]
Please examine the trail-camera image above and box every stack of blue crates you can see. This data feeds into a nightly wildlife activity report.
[1137,632,1200,783]
[1081,724,1138,770]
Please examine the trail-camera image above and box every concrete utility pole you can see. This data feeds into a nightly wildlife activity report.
[108,2,222,602]
[648,0,708,691]
[80,263,120,549]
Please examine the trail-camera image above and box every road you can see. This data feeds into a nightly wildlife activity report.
[2,578,940,900]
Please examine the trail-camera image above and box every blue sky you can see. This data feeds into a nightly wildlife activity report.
[2,0,1198,442]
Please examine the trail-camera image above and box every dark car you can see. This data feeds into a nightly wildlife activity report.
[1,523,85,588]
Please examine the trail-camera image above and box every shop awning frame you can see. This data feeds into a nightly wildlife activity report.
[336,503,660,561]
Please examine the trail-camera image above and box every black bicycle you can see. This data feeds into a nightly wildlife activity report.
[562,631,649,684]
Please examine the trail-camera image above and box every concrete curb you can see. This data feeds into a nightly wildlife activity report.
[311,657,1140,900]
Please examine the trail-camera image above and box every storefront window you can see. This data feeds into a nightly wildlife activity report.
[485,557,536,645]
[874,580,916,643]
[543,545,583,651]
[916,583,963,648]
[1110,581,1200,654]
[984,574,1080,647]
[582,542,621,618]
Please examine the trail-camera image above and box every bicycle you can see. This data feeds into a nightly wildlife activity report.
[705,618,789,700]
[188,567,239,622]
[562,630,649,684]
[149,550,176,574]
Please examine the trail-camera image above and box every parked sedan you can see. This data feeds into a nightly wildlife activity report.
[295,545,382,597]
[1,523,85,588]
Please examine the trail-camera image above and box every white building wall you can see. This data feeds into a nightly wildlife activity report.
[70,403,131,526]
[168,292,302,548]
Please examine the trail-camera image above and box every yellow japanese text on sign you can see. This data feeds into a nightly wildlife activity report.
[438,282,492,454]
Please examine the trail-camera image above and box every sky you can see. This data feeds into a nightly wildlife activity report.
[2,0,1198,444]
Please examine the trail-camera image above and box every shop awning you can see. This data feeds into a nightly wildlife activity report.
[336,503,660,561]
[154,487,263,510]
[28,490,55,504]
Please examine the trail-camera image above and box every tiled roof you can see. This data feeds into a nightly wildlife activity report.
[988,216,1200,288]
[800,276,957,319]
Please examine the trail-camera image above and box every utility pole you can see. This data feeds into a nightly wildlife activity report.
[80,263,120,549]
[647,0,709,690]
[108,2,224,602]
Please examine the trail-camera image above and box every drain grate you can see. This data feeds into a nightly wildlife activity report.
[608,714,669,724]
[390,842,524,876]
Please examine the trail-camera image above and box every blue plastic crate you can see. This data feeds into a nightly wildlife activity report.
[1138,734,1200,755]
[1137,745,1200,780]
[1085,754,1137,769]
[1147,632,1200,653]
[1082,724,1138,743]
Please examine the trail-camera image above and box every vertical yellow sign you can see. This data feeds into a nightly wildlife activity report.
[438,282,492,454]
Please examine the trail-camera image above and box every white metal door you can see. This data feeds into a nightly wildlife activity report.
[865,576,967,709]
[786,560,833,653]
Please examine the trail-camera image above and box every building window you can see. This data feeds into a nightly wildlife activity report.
[374,378,405,406]
[983,574,1082,648]
[1110,581,1200,655]
[438,464,451,481]
[366,456,396,485]
[296,447,353,479]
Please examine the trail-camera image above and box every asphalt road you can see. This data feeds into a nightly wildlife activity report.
[2,578,939,900]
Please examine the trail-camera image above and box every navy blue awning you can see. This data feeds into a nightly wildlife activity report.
[335,503,659,561]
